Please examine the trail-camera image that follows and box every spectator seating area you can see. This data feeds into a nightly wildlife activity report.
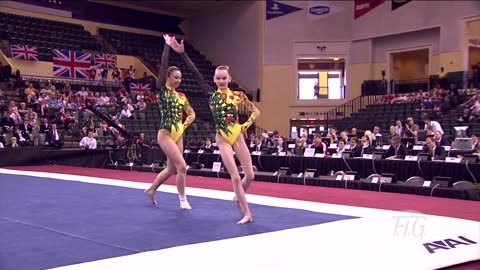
[335,102,423,137]
[0,12,102,61]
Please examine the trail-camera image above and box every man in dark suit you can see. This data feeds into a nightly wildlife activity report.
[383,135,407,159]
[433,130,450,146]
[250,136,264,153]
[348,137,362,157]
[200,137,216,153]
[422,136,446,160]
[45,123,64,149]
[39,117,50,133]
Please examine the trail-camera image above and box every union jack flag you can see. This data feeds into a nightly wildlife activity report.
[130,82,150,92]
[52,49,92,79]
[94,53,117,69]
[10,44,38,61]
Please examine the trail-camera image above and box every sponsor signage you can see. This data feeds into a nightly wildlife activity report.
[354,0,385,19]
[309,6,330,16]
[266,0,302,20]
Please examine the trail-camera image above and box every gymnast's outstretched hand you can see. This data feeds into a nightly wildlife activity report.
[169,36,185,54]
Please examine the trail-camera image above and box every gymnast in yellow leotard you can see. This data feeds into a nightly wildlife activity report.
[144,34,199,210]
[208,66,260,224]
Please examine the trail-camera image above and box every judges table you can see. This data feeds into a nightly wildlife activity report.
[182,152,480,183]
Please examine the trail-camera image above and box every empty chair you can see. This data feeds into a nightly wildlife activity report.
[405,176,425,186]
[452,181,477,190]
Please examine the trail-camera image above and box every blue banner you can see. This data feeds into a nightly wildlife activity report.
[266,0,302,20]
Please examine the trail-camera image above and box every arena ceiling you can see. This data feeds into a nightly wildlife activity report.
[120,1,238,16]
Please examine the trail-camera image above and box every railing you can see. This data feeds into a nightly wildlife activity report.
[325,94,384,129]
[21,74,122,92]
[138,56,158,78]
[0,39,11,57]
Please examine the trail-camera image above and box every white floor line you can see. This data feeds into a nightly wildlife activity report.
[1,168,479,270]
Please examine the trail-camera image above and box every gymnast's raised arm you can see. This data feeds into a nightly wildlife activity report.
[155,35,172,89]
[168,38,211,96]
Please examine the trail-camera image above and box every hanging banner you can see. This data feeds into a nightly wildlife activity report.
[354,0,385,19]
[266,0,302,20]
[392,0,412,11]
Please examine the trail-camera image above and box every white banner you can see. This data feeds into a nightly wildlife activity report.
[307,1,344,21]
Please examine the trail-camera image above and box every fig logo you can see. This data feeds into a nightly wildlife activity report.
[309,6,330,15]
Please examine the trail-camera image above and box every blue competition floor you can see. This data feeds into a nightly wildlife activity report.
[0,173,358,270]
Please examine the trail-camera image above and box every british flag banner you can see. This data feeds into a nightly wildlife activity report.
[94,53,117,69]
[52,49,92,79]
[130,82,150,92]
[10,44,39,61]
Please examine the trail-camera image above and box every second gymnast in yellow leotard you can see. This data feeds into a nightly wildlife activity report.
[144,34,199,210]
[208,66,260,224]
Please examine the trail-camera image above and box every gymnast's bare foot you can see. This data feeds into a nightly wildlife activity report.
[144,189,158,205]
[233,196,244,213]
[237,215,253,225]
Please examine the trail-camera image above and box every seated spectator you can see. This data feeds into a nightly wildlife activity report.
[7,137,20,148]
[250,136,265,153]
[458,108,473,123]
[336,139,346,154]
[422,136,446,160]
[349,137,362,158]
[433,130,449,146]
[200,137,216,153]
[45,123,64,149]
[309,133,328,154]
[383,136,407,160]
[274,136,288,155]
[360,135,374,156]
[79,131,97,149]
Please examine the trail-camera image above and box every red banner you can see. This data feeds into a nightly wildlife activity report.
[354,0,385,19]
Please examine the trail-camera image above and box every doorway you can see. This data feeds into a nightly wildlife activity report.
[297,58,345,100]
[390,48,430,82]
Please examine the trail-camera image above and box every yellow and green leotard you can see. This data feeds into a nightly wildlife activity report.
[209,88,257,145]
[157,85,193,142]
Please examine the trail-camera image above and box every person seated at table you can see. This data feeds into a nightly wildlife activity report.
[336,138,347,154]
[349,137,362,157]
[200,137,216,153]
[274,136,288,155]
[421,136,446,160]
[360,135,374,156]
[383,135,407,160]
[308,133,328,154]
[288,138,304,156]
[433,130,450,146]
[250,135,265,153]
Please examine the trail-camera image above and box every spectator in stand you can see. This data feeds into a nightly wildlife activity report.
[24,83,38,104]
[403,117,419,142]
[45,123,64,149]
[458,108,474,123]
[112,67,120,83]
[423,117,444,135]
[79,131,97,149]
[119,104,134,120]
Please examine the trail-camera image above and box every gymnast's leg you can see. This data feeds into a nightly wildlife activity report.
[232,134,255,211]
[216,133,252,224]
[173,135,191,209]
[145,130,190,209]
